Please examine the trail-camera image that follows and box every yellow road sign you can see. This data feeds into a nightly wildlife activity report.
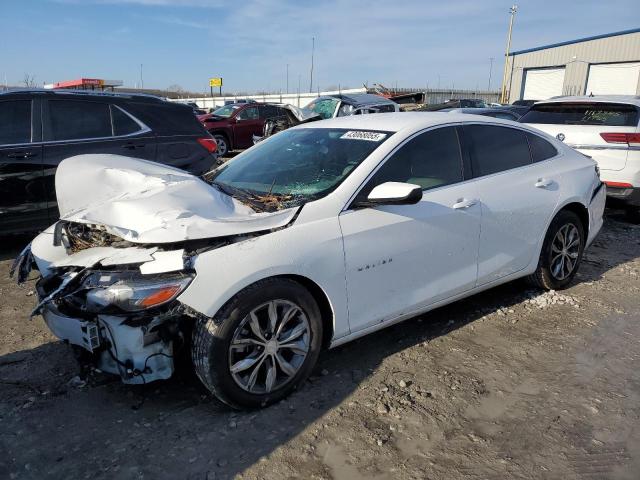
[209,78,223,87]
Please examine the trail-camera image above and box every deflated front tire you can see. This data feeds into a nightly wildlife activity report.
[191,278,323,409]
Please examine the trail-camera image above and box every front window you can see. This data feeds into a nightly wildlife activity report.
[211,104,242,118]
[210,128,391,211]
[304,98,340,119]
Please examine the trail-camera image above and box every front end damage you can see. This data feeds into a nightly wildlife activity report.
[12,154,301,385]
[13,227,201,384]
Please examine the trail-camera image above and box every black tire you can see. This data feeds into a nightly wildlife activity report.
[527,210,585,290]
[211,133,229,158]
[191,278,323,409]
[625,207,640,224]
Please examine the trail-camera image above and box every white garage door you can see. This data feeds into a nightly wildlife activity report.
[522,67,566,100]
[586,62,640,95]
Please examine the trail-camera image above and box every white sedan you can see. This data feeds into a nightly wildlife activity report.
[14,113,605,409]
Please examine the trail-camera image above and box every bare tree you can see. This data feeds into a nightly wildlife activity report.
[167,84,184,93]
[22,73,37,88]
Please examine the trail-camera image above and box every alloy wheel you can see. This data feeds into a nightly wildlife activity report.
[228,300,310,394]
[213,135,228,157]
[550,223,581,281]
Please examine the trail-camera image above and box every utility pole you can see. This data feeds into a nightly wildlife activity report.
[140,63,144,90]
[309,37,315,93]
[500,5,517,103]
[286,64,289,94]
[488,57,494,91]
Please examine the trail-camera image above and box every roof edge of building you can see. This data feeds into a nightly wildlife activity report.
[509,27,640,57]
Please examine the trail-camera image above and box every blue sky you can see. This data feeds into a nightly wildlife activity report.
[2,0,639,94]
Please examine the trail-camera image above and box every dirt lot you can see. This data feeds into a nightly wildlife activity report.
[1,210,639,480]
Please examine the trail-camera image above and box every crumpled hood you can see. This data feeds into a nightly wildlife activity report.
[55,154,298,244]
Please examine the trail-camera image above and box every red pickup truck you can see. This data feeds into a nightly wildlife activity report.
[198,103,289,157]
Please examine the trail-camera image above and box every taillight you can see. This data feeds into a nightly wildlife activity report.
[197,137,217,154]
[604,181,633,188]
[600,132,640,146]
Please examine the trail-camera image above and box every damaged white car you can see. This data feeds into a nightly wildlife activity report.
[13,113,605,409]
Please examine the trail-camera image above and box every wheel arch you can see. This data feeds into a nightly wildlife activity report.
[556,201,589,237]
[273,274,335,349]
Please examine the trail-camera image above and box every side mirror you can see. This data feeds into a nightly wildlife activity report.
[354,181,423,208]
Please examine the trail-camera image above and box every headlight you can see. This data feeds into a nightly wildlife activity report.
[85,273,193,313]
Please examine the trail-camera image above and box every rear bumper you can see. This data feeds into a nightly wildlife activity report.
[605,185,640,208]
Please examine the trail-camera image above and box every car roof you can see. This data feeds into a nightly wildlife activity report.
[537,95,640,107]
[317,93,396,107]
[0,88,169,104]
[297,111,525,134]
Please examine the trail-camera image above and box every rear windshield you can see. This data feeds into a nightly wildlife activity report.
[520,103,639,127]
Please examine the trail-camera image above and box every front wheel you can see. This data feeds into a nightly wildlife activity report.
[527,210,585,290]
[191,278,323,409]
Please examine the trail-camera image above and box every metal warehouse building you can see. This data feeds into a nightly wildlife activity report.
[506,28,640,103]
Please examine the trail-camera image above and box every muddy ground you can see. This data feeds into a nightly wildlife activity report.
[1,209,639,480]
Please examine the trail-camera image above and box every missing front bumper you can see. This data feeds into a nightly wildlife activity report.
[41,304,175,385]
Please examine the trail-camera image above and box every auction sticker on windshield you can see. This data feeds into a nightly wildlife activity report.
[340,131,387,142]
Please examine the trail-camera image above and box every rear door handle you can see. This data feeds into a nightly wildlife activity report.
[6,151,37,159]
[535,178,553,188]
[122,143,145,150]
[452,198,478,210]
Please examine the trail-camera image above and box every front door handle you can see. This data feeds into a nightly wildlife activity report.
[7,151,37,159]
[452,198,478,210]
[535,178,553,188]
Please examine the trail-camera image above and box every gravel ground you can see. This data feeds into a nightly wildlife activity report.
[1,209,639,480]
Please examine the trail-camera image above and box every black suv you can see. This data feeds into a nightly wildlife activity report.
[0,90,217,234]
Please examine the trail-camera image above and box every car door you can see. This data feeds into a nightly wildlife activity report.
[339,126,481,333]
[42,99,156,222]
[232,106,262,149]
[0,97,47,234]
[463,124,561,285]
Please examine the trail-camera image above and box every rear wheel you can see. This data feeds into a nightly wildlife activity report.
[212,133,229,158]
[191,278,322,409]
[527,210,585,290]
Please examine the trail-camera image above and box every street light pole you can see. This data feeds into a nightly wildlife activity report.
[500,5,517,103]
[140,63,144,90]
[286,64,289,94]
[309,37,314,93]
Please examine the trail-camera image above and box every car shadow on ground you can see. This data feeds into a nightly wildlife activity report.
[1,210,638,479]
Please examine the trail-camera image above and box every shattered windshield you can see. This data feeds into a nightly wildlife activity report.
[210,128,391,211]
[304,98,340,119]
[212,105,242,118]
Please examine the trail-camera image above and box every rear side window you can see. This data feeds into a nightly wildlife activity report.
[261,105,279,119]
[126,103,203,135]
[520,103,639,126]
[111,105,142,136]
[364,126,463,193]
[238,107,259,120]
[467,125,531,177]
[48,100,111,140]
[527,133,558,162]
[0,100,31,144]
